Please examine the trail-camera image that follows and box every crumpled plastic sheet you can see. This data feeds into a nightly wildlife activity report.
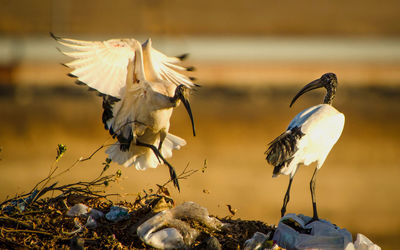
[272,214,380,250]
[244,232,272,250]
[2,189,39,213]
[105,206,130,222]
[351,234,381,250]
[66,204,89,217]
[137,201,225,249]
[66,203,105,229]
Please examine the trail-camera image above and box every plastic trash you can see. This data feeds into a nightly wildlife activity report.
[3,189,39,213]
[88,208,104,219]
[244,232,272,250]
[273,213,352,249]
[85,215,98,229]
[66,204,89,217]
[351,233,381,250]
[66,204,104,229]
[105,206,130,222]
[137,201,225,249]
[272,214,380,250]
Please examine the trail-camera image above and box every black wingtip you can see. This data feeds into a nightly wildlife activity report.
[67,73,77,78]
[56,47,63,53]
[186,66,195,72]
[189,76,197,81]
[177,53,189,61]
[49,32,60,41]
[75,80,86,86]
[60,63,69,68]
[194,83,202,87]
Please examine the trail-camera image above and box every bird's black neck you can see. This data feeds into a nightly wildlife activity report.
[324,86,336,105]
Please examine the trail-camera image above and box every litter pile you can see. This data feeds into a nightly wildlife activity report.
[0,144,275,249]
[0,180,275,249]
[0,145,380,249]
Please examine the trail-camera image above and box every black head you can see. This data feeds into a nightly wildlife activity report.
[320,72,338,89]
[290,73,338,107]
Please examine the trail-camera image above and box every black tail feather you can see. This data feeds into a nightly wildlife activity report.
[265,126,304,175]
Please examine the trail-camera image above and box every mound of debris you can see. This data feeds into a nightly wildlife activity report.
[0,145,380,249]
[0,144,275,249]
[0,182,274,249]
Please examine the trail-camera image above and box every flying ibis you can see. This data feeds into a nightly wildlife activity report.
[52,33,198,191]
[265,72,344,221]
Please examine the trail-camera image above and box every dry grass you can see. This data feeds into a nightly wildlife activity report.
[0,85,399,248]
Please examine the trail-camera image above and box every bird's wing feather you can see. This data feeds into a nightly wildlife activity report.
[54,34,136,98]
[265,126,305,176]
[142,39,197,88]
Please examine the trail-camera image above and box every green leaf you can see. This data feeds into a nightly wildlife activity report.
[56,144,67,161]
[116,169,122,178]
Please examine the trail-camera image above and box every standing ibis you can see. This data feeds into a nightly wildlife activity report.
[52,33,198,191]
[265,73,344,221]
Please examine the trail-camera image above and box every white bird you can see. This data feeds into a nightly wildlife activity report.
[265,73,345,222]
[52,33,198,191]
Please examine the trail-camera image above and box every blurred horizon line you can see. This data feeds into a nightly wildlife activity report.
[1,35,400,64]
[1,35,400,87]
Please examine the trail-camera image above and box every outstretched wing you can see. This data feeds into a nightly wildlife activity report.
[52,33,136,98]
[141,38,197,89]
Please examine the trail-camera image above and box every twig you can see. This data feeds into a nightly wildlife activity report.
[45,142,114,183]
[0,216,34,229]
[0,237,26,248]
[1,228,53,236]
[159,162,199,190]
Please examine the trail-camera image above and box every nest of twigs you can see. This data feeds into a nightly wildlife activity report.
[0,144,275,249]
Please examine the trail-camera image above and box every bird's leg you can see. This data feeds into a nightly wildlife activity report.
[281,177,294,217]
[158,130,167,151]
[307,167,319,224]
[135,140,180,192]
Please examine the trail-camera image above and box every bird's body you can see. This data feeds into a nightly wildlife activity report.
[104,79,185,170]
[265,73,344,221]
[274,104,345,177]
[53,34,197,190]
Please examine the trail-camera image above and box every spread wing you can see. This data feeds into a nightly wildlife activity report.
[53,33,197,99]
[141,38,197,88]
[52,33,136,98]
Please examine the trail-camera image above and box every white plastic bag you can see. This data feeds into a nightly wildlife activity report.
[273,214,353,249]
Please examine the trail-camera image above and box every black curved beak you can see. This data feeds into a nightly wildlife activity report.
[290,78,324,107]
[179,93,196,136]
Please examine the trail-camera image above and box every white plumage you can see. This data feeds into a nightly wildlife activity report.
[277,104,345,177]
[52,33,197,191]
[266,73,344,221]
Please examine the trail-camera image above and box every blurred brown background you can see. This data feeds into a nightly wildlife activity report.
[1,0,400,248]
